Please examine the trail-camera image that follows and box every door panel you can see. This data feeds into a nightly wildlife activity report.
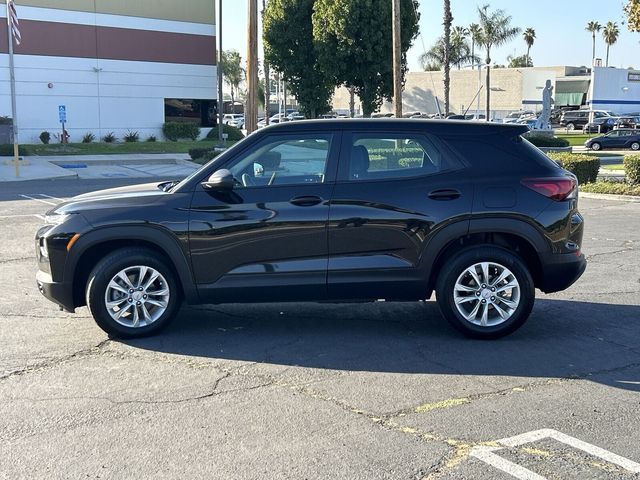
[189,133,339,303]
[327,131,473,300]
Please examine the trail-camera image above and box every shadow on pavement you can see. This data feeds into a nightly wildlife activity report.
[123,298,640,392]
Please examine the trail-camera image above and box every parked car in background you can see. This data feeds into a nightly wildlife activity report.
[585,129,640,151]
[615,116,640,129]
[503,111,535,124]
[222,114,244,126]
[560,110,616,130]
[582,117,618,134]
[36,119,585,340]
[286,112,306,121]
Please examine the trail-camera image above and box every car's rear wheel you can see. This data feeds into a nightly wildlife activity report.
[435,247,535,339]
[591,142,602,151]
[566,122,575,131]
[631,142,640,151]
[86,248,181,338]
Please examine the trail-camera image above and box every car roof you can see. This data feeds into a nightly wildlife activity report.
[258,118,529,136]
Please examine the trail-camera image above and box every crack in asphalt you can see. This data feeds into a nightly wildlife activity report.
[0,256,32,264]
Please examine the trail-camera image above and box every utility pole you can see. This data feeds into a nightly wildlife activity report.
[217,0,224,145]
[392,0,402,118]
[262,0,270,124]
[245,0,258,133]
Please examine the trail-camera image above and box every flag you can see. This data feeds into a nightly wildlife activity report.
[8,0,21,46]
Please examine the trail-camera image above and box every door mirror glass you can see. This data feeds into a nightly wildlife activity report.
[202,169,234,191]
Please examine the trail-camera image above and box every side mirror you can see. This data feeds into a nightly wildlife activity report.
[202,169,234,191]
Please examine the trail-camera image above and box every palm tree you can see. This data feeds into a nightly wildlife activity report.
[443,0,453,115]
[419,36,479,71]
[602,21,620,67]
[523,28,536,66]
[477,5,521,121]
[585,21,601,64]
[469,23,482,70]
[221,50,245,108]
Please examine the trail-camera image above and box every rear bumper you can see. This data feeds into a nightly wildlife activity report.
[539,251,587,293]
[36,270,75,313]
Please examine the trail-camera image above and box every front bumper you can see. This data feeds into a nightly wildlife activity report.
[36,270,75,313]
[539,251,587,293]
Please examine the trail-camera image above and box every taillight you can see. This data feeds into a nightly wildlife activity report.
[521,177,577,201]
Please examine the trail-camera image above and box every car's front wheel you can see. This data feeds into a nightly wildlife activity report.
[591,142,602,151]
[435,247,535,339]
[631,142,640,151]
[86,248,181,338]
[566,122,575,131]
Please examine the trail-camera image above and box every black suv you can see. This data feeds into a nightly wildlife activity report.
[36,120,586,339]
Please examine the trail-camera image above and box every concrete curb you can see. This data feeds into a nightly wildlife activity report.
[580,191,640,202]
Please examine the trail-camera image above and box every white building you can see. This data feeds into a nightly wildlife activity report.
[0,0,217,143]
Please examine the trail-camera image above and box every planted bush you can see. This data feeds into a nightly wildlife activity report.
[102,132,117,143]
[0,144,31,155]
[124,130,140,143]
[205,124,245,142]
[526,135,570,148]
[188,148,220,163]
[367,147,423,170]
[146,135,157,142]
[546,152,600,184]
[163,122,200,141]
[82,132,95,143]
[39,131,51,144]
[624,155,640,185]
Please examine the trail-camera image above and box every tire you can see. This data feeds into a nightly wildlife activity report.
[85,248,181,338]
[566,123,575,131]
[591,142,601,151]
[631,142,640,151]
[435,246,535,339]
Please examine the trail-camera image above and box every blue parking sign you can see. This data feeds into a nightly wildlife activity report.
[58,105,66,123]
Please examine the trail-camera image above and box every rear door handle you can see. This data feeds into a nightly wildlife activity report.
[290,195,323,206]
[428,189,461,201]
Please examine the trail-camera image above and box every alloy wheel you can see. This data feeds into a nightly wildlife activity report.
[453,262,521,327]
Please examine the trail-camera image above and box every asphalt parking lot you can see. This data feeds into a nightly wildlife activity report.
[1,178,639,479]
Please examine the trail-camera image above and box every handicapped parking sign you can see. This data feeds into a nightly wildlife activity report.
[58,105,66,123]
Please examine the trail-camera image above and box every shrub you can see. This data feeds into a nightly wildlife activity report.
[546,152,600,184]
[0,144,31,155]
[102,132,117,143]
[146,135,157,142]
[188,148,221,163]
[623,155,640,185]
[205,124,245,142]
[580,181,640,196]
[39,131,51,144]
[367,147,423,170]
[525,135,570,148]
[124,130,140,143]
[82,132,95,143]
[163,122,200,141]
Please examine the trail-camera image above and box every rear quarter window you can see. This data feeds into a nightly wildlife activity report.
[443,134,561,173]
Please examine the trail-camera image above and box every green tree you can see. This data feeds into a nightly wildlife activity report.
[469,23,482,69]
[313,0,420,117]
[220,50,244,108]
[263,0,334,118]
[523,27,535,66]
[477,5,520,120]
[585,21,602,64]
[507,54,532,68]
[603,21,620,67]
[624,0,640,32]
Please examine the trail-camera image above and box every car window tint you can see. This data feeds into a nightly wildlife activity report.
[227,134,332,187]
[346,133,450,181]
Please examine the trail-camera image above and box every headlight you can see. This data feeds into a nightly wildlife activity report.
[44,213,73,225]
[39,237,49,258]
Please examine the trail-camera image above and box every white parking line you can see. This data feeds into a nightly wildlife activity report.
[471,428,640,478]
[18,194,58,206]
[37,194,65,202]
[0,214,44,220]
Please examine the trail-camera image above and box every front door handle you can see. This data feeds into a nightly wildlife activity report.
[290,195,323,206]
[428,189,461,201]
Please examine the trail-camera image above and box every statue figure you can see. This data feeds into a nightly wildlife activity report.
[535,79,554,130]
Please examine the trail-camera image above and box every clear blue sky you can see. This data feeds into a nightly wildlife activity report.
[221,0,639,72]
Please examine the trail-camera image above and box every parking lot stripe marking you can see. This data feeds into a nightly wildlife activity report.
[19,194,57,206]
[0,214,44,220]
[38,194,65,202]
[471,446,546,480]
